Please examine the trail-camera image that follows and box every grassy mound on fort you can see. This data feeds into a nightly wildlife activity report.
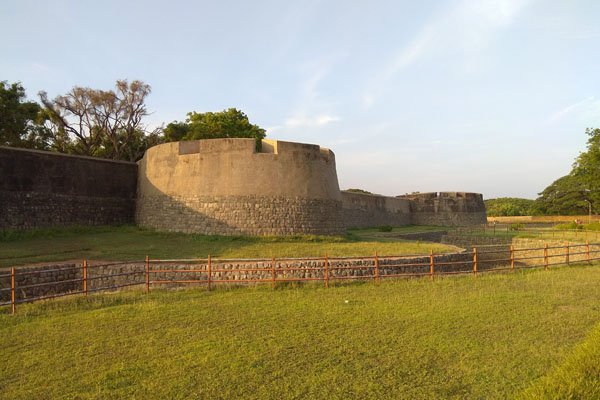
[0,225,455,267]
[1,265,599,399]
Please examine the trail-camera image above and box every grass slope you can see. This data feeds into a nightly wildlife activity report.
[0,225,457,267]
[1,265,599,399]
[519,323,600,399]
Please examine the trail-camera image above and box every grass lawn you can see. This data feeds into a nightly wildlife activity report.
[0,225,459,267]
[1,264,599,399]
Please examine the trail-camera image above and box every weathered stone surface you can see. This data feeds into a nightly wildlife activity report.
[0,146,137,229]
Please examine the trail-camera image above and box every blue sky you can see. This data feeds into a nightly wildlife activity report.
[2,0,599,199]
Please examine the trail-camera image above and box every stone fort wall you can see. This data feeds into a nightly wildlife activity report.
[135,139,345,235]
[399,192,487,226]
[341,191,411,228]
[0,146,137,229]
[1,140,487,234]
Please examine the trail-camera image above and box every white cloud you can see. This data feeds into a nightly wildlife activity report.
[363,0,533,108]
[548,97,600,124]
[284,114,340,128]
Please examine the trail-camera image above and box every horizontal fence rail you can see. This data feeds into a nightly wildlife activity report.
[2,242,600,314]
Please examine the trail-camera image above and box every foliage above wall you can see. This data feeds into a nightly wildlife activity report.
[0,81,51,150]
[344,188,373,195]
[40,80,162,162]
[0,79,267,162]
[163,108,266,144]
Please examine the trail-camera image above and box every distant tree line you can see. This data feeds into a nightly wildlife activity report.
[0,80,265,162]
[486,128,600,216]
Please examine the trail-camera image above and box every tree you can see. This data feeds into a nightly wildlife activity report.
[535,128,600,215]
[0,81,51,149]
[163,108,266,144]
[484,198,536,217]
[40,79,161,161]
[534,174,590,216]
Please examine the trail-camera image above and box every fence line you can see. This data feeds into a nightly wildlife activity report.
[2,241,600,314]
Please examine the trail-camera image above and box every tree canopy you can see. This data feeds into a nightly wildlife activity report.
[39,80,161,161]
[0,81,51,150]
[163,108,266,143]
[484,198,537,217]
[534,128,600,215]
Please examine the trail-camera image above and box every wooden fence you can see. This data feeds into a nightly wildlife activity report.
[2,242,600,314]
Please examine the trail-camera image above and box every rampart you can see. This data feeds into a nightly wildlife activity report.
[136,139,345,235]
[2,140,487,235]
[0,146,137,229]
[399,192,487,226]
[341,191,411,228]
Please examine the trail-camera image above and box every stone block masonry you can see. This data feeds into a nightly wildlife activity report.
[0,146,137,229]
[3,139,487,235]
[136,139,346,235]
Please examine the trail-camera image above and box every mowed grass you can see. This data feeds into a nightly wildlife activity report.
[1,265,599,399]
[0,225,458,267]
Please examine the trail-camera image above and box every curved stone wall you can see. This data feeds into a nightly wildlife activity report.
[136,139,345,235]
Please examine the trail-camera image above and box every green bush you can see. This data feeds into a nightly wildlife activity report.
[510,223,525,231]
[555,222,584,230]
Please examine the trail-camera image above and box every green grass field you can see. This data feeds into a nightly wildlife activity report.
[1,264,599,399]
[0,225,458,267]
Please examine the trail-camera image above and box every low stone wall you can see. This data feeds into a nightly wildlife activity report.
[136,195,344,236]
[0,262,145,304]
[0,147,137,229]
[341,191,411,228]
[2,253,479,304]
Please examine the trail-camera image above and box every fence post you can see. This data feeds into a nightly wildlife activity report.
[83,259,88,297]
[324,254,329,288]
[145,255,150,293]
[429,250,434,280]
[565,242,570,265]
[473,247,478,276]
[10,267,15,315]
[544,244,548,270]
[374,253,380,285]
[586,241,591,263]
[510,245,515,271]
[271,257,276,289]
[207,255,212,291]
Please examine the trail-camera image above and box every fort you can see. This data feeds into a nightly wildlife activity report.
[0,139,486,234]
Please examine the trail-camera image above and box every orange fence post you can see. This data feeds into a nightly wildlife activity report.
[207,255,212,291]
[374,253,380,284]
[10,267,15,315]
[510,245,515,271]
[429,250,434,280]
[473,247,478,275]
[586,241,591,263]
[145,255,150,293]
[83,259,88,296]
[325,254,330,288]
[271,257,276,289]
[544,244,548,270]
[565,242,570,265]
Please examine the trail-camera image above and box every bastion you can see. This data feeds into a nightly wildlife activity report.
[135,139,345,235]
